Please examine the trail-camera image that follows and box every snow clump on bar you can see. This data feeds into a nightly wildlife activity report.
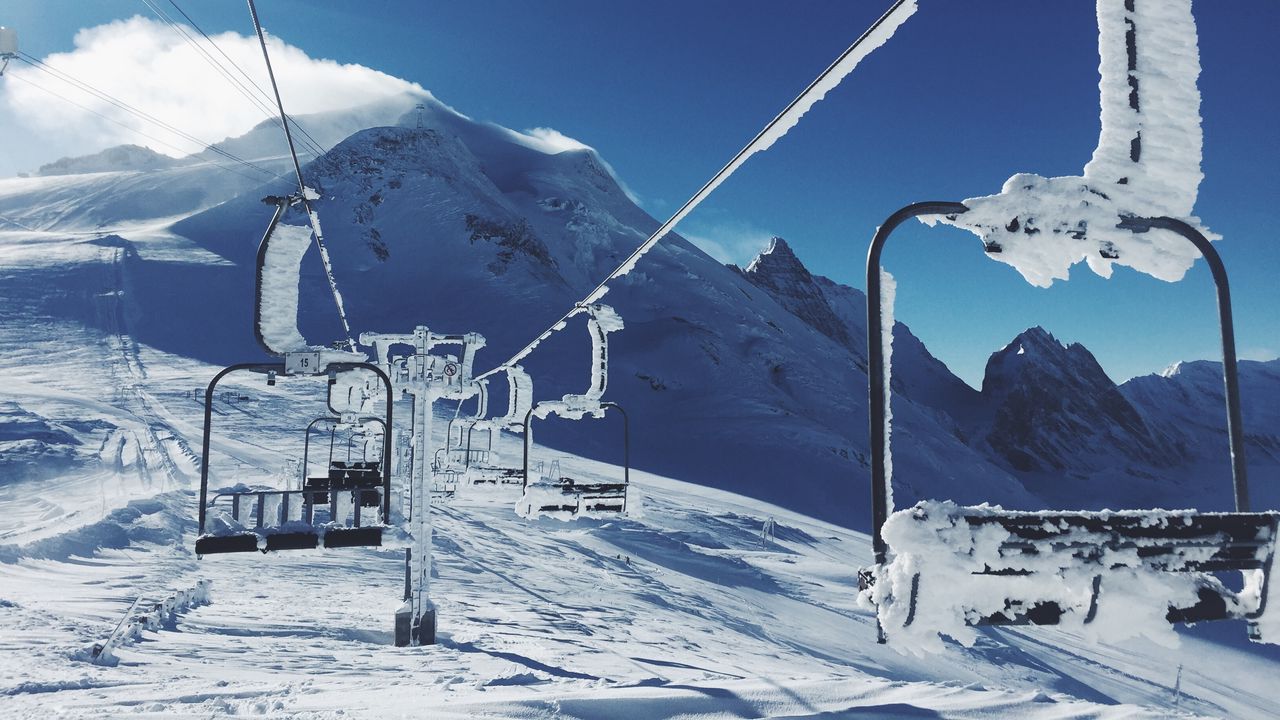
[932,0,1213,288]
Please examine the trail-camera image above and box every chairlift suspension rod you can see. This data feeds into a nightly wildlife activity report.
[246,0,356,352]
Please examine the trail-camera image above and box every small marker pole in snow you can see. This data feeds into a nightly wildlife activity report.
[1172,663,1183,711]
[762,516,776,547]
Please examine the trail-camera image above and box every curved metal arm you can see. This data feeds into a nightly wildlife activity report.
[302,416,339,485]
[865,204,1251,567]
[1118,216,1250,510]
[866,203,968,565]
[252,201,288,356]
[200,363,283,535]
[464,419,493,469]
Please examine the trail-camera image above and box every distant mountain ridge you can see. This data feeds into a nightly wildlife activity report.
[37,144,183,177]
[5,93,1277,523]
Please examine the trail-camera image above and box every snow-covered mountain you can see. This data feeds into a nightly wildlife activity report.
[3,93,1275,525]
[36,145,184,177]
[0,92,424,232]
[980,327,1181,472]
[155,99,1043,525]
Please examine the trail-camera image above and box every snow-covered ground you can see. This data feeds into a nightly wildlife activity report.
[2,227,1278,718]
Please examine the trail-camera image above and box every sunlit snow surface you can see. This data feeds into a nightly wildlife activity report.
[3,228,1280,719]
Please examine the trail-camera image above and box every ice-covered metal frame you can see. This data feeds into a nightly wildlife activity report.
[865,202,1251,567]
[522,402,630,513]
[196,361,394,552]
[865,197,1274,638]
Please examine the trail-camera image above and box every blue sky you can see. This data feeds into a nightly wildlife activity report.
[4,1,1277,386]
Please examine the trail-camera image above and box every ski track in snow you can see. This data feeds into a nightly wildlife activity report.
[2,227,1277,718]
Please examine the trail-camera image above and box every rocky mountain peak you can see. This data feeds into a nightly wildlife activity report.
[741,237,854,350]
[745,237,805,276]
[979,326,1181,475]
[982,326,1106,396]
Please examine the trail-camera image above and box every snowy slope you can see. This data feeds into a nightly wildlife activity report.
[0,93,425,233]
[0,344,1275,717]
[1122,358,1280,510]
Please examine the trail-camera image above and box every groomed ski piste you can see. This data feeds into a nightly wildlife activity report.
[0,231,1276,718]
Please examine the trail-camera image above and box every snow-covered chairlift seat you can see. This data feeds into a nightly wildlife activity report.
[462,366,534,485]
[195,362,395,556]
[863,203,1279,643]
[519,401,630,518]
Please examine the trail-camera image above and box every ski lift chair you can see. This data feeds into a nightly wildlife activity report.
[463,366,534,486]
[300,417,386,508]
[429,447,461,499]
[520,401,630,517]
[462,421,524,485]
[195,361,395,556]
[863,202,1279,643]
[518,307,629,517]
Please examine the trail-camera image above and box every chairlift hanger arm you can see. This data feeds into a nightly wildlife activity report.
[247,0,355,352]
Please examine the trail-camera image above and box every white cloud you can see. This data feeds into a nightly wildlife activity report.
[0,16,424,173]
[680,217,776,267]
[504,125,640,205]
[514,126,592,154]
[1241,347,1279,362]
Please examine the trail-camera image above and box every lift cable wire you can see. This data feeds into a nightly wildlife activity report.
[139,0,304,153]
[141,0,327,159]
[14,52,275,177]
[5,70,267,184]
[472,0,914,383]
[140,0,281,122]
[247,0,356,352]
[163,0,328,158]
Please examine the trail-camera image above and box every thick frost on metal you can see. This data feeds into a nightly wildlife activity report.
[257,223,312,353]
[534,304,623,421]
[880,269,896,511]
[865,501,1276,655]
[936,0,1211,287]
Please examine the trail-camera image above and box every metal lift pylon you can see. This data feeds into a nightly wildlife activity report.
[362,328,486,645]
